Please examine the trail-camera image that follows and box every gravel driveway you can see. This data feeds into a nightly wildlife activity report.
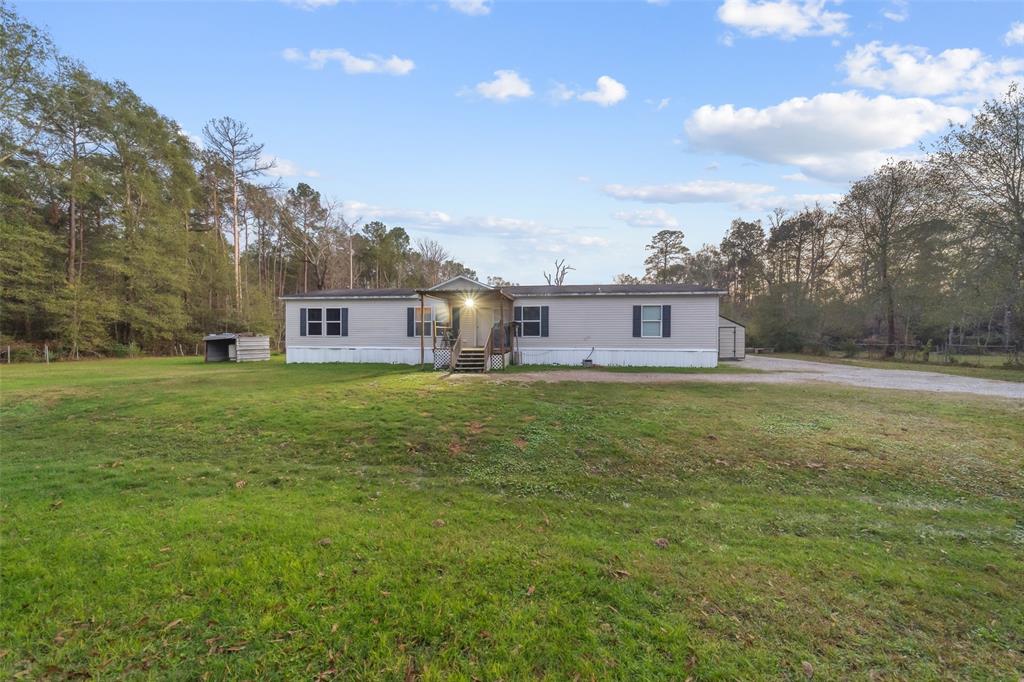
[493,356,1024,400]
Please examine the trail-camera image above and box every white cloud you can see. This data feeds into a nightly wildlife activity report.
[1005,21,1024,46]
[603,179,775,204]
[282,48,415,75]
[449,0,491,15]
[579,76,628,107]
[261,154,320,179]
[569,235,611,247]
[343,199,612,261]
[549,82,576,103]
[344,201,454,227]
[685,91,968,180]
[740,191,844,212]
[716,0,848,39]
[841,42,1024,103]
[782,172,809,181]
[881,0,908,22]
[645,97,671,111]
[180,129,204,149]
[551,76,628,107]
[612,208,681,229]
[472,70,533,101]
[280,0,347,10]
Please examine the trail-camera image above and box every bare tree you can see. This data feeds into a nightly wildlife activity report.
[415,237,450,285]
[543,259,575,286]
[202,117,273,306]
[281,183,352,292]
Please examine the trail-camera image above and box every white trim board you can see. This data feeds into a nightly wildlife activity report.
[287,347,433,365]
[517,347,717,368]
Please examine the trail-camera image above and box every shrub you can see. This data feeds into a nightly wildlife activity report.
[110,342,141,358]
[838,340,859,358]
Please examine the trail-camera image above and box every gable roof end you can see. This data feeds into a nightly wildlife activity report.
[427,275,494,292]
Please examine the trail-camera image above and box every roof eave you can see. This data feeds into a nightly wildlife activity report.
[279,294,419,301]
[508,290,726,298]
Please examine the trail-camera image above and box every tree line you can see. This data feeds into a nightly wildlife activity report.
[2,5,1022,359]
[616,86,1024,355]
[0,5,475,356]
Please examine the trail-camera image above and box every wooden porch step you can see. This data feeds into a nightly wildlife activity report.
[453,347,488,373]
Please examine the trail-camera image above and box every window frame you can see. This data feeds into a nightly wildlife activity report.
[414,306,434,337]
[520,305,542,337]
[325,307,342,336]
[306,307,324,336]
[640,305,663,338]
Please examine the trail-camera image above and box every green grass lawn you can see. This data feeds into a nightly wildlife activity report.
[2,358,1022,679]
[770,352,1024,383]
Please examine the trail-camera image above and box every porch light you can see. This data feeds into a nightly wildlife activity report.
[464,296,476,309]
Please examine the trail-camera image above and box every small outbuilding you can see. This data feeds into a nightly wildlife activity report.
[718,316,746,360]
[203,333,271,363]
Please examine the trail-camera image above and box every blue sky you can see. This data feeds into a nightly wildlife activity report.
[18,0,1024,284]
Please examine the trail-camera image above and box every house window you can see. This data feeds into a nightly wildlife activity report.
[520,306,541,337]
[306,308,323,336]
[641,305,662,338]
[325,308,342,336]
[415,307,434,337]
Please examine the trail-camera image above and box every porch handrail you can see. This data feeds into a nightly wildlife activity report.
[449,336,462,371]
[483,328,493,373]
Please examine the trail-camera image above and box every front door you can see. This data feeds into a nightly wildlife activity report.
[459,307,477,347]
[476,308,495,348]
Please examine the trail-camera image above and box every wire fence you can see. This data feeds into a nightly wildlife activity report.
[832,341,1022,367]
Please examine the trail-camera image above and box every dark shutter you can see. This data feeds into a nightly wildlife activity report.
[452,307,461,335]
[662,305,671,338]
[632,305,641,337]
[300,307,307,337]
[540,306,549,337]
[341,308,349,337]
[407,307,415,337]
[513,306,522,337]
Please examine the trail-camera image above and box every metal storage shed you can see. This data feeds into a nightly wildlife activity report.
[718,316,746,360]
[203,333,271,362]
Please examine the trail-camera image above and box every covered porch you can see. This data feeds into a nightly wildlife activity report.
[415,276,516,372]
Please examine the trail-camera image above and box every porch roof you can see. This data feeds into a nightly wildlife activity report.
[415,275,514,302]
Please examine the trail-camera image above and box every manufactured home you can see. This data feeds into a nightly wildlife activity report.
[281,276,727,371]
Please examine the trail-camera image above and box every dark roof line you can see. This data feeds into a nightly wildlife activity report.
[281,283,724,300]
[280,288,418,300]
[718,314,746,327]
[504,283,724,296]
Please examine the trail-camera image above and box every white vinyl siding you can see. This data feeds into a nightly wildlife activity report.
[286,297,447,350]
[514,294,718,350]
